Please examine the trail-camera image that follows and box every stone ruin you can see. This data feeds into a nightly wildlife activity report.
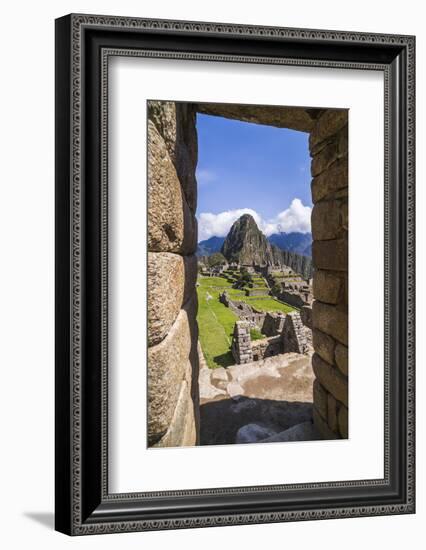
[262,311,286,336]
[231,311,313,365]
[231,321,253,364]
[282,312,312,354]
[219,291,266,328]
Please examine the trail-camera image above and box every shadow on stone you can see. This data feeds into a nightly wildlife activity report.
[200,396,319,446]
[212,351,235,368]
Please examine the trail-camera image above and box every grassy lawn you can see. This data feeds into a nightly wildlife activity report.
[243,296,296,313]
[198,276,229,288]
[197,279,237,369]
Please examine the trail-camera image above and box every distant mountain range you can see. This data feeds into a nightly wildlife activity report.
[268,231,312,257]
[197,215,313,279]
[197,229,312,259]
[196,236,225,256]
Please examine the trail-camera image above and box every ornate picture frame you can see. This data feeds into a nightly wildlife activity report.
[55,13,415,535]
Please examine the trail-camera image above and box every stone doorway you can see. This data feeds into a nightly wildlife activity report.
[147,101,348,447]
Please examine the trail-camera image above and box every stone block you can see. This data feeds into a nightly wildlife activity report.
[147,120,197,254]
[312,353,348,406]
[310,110,348,149]
[313,270,342,304]
[313,329,336,364]
[148,252,197,346]
[312,238,348,272]
[338,404,349,439]
[175,104,198,212]
[312,301,348,346]
[327,393,338,432]
[183,254,198,303]
[311,199,348,241]
[210,367,230,390]
[311,156,348,203]
[147,297,197,445]
[148,252,184,346]
[300,305,312,329]
[311,124,348,176]
[313,407,338,440]
[337,124,349,157]
[148,101,198,211]
[181,400,197,446]
[335,343,349,376]
[197,102,315,133]
[311,140,338,177]
[148,100,177,155]
[154,379,196,448]
[344,272,349,306]
[313,379,328,420]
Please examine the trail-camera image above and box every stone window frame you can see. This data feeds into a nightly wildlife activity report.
[147,100,349,446]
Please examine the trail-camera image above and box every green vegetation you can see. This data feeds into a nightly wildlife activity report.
[207,252,227,267]
[244,296,296,313]
[197,279,237,369]
[233,267,252,289]
[197,276,229,288]
[271,282,281,295]
[197,273,296,368]
[250,328,263,341]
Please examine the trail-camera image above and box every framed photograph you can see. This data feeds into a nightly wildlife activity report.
[55,14,415,535]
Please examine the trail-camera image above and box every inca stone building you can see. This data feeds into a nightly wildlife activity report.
[147,100,348,446]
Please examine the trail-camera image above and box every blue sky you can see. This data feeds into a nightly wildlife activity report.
[195,113,312,242]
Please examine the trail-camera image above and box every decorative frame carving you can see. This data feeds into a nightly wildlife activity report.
[55,14,415,535]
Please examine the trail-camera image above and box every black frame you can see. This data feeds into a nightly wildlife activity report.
[55,14,415,535]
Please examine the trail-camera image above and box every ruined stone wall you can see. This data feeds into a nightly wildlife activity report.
[220,291,266,328]
[282,312,312,354]
[277,289,307,309]
[251,336,283,360]
[309,110,349,439]
[300,305,313,330]
[246,288,269,297]
[147,101,200,447]
[261,312,286,337]
[231,321,253,364]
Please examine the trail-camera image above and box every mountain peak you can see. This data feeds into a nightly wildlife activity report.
[238,213,257,224]
[221,214,274,265]
[217,214,313,278]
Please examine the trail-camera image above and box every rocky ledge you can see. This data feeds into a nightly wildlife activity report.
[199,349,321,445]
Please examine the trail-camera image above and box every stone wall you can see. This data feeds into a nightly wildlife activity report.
[300,305,313,329]
[220,291,266,328]
[262,312,286,336]
[246,288,269,297]
[282,312,312,354]
[231,321,254,364]
[251,336,283,361]
[277,289,307,309]
[309,110,348,439]
[147,101,200,447]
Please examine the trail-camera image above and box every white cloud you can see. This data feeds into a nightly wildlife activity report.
[197,208,262,241]
[196,168,217,186]
[197,199,311,242]
[262,199,312,236]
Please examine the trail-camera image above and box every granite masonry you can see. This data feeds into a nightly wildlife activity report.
[148,101,348,445]
[147,101,200,447]
[231,311,312,365]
